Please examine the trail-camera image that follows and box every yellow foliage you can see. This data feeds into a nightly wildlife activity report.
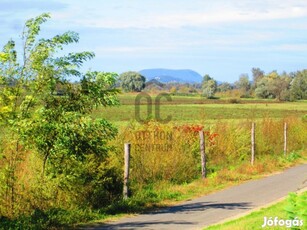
[0,52,9,62]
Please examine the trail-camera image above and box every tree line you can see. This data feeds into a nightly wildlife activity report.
[203,68,307,101]
[118,69,307,101]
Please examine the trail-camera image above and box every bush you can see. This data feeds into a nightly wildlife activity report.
[0,208,99,229]
[284,192,307,228]
[227,98,241,104]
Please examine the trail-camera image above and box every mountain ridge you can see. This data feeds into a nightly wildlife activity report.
[139,68,203,83]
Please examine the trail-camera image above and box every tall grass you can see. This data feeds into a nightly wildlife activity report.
[111,122,201,187]
[0,115,306,227]
[111,116,307,192]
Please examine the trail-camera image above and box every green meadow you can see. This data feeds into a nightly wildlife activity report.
[93,94,307,126]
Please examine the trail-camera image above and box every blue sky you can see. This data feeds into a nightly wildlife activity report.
[1,0,307,82]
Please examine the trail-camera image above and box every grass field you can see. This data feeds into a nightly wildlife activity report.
[92,94,307,127]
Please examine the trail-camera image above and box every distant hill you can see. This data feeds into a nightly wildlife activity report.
[139,68,202,83]
[145,79,165,88]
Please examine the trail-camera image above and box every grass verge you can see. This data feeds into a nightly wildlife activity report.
[204,191,307,230]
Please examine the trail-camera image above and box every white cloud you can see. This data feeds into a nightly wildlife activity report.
[51,0,307,29]
[274,44,307,52]
[95,46,168,53]
[2,0,307,81]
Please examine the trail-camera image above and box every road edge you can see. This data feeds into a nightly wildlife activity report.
[202,186,307,229]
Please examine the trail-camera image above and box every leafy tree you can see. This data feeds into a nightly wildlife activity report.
[0,13,121,215]
[271,74,291,101]
[169,86,177,94]
[202,74,217,98]
[119,71,145,92]
[235,74,251,97]
[217,82,233,92]
[255,71,290,101]
[290,70,307,101]
[255,75,275,99]
[251,67,265,89]
[202,74,212,82]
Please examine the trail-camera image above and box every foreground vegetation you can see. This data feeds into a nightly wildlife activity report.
[2,114,305,228]
[205,191,307,230]
[0,14,306,229]
[1,152,305,229]
[0,14,121,228]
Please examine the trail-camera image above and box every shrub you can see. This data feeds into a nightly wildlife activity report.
[284,192,307,228]
[227,98,241,104]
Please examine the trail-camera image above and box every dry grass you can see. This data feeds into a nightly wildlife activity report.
[110,116,306,196]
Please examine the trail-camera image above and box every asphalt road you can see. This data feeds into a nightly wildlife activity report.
[85,164,307,230]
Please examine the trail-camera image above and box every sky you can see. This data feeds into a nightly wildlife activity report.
[1,0,307,82]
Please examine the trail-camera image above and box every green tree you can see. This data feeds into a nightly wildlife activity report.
[202,74,212,82]
[235,74,251,97]
[251,67,264,89]
[0,13,120,216]
[119,71,145,92]
[255,71,290,101]
[202,74,217,98]
[217,82,232,92]
[290,70,307,101]
[271,73,291,101]
[255,74,275,99]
